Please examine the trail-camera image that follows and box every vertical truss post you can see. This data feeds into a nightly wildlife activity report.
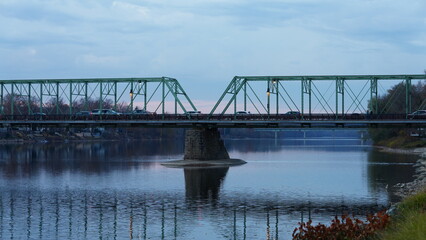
[144,81,147,111]
[406,78,412,116]
[341,80,344,116]
[99,82,103,112]
[99,82,103,120]
[114,81,117,111]
[28,83,31,115]
[69,83,73,115]
[243,81,247,111]
[0,83,3,114]
[301,79,304,118]
[39,83,42,113]
[130,81,134,112]
[234,80,237,118]
[275,79,279,115]
[175,82,178,114]
[370,78,378,114]
[309,80,312,117]
[85,82,88,111]
[336,78,344,119]
[56,82,59,114]
[11,83,14,116]
[162,78,165,119]
[301,78,311,119]
[266,78,278,115]
[267,79,270,116]
[336,79,338,118]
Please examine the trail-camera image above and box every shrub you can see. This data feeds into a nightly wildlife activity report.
[292,211,390,240]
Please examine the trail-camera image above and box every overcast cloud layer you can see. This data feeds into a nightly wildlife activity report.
[0,0,425,99]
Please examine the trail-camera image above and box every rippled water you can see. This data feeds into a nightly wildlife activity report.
[0,137,418,239]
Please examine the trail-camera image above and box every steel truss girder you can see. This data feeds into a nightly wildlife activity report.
[0,77,197,116]
[210,74,426,117]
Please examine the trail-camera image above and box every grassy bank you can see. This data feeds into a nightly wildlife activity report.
[368,127,426,148]
[376,135,426,149]
[378,189,426,240]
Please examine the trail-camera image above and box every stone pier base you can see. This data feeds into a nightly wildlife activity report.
[184,128,229,160]
[161,128,246,167]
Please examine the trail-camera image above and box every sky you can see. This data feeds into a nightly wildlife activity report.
[0,0,425,104]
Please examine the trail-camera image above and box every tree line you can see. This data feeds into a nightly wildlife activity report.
[370,81,426,115]
[369,80,426,143]
[1,95,133,115]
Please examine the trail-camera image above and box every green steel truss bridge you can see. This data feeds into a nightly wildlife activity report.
[0,74,425,128]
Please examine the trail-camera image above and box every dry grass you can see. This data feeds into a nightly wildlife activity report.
[378,136,426,149]
[378,190,426,240]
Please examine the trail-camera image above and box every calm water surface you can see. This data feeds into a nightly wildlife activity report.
[0,138,418,239]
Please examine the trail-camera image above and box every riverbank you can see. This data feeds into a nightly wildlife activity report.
[375,145,426,198]
[377,144,426,239]
[0,127,185,143]
[376,146,426,156]
[393,157,426,198]
[378,189,426,240]
[0,130,133,143]
[378,145,426,199]
[375,134,426,150]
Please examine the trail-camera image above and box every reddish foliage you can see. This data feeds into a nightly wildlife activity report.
[292,211,390,240]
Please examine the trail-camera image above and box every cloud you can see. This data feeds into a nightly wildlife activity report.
[76,54,123,66]
[0,0,425,103]
[410,35,426,47]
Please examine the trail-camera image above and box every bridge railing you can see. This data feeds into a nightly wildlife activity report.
[0,113,422,121]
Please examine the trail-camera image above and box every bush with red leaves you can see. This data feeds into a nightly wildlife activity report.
[292,211,390,240]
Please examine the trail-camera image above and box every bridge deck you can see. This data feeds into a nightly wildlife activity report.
[1,114,426,128]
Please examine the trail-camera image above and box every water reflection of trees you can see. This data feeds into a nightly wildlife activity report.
[0,140,183,178]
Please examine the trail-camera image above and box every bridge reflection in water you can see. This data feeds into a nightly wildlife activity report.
[0,137,417,239]
[0,167,388,240]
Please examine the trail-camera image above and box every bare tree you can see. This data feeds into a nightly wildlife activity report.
[1,94,39,115]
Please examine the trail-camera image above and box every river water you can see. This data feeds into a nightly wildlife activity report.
[0,137,418,239]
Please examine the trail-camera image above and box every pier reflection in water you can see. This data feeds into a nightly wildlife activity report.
[184,167,228,201]
[0,139,418,239]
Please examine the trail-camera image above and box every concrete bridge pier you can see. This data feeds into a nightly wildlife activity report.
[184,128,229,160]
[162,128,246,167]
